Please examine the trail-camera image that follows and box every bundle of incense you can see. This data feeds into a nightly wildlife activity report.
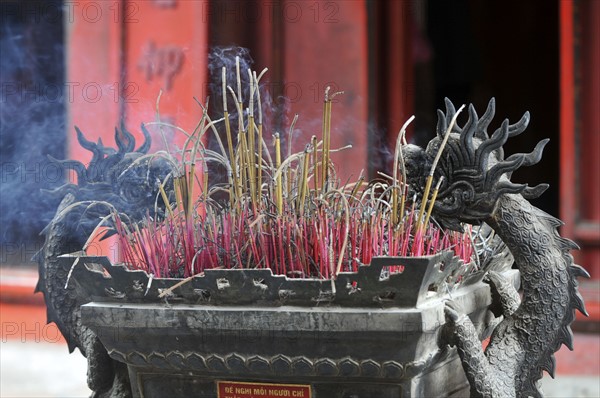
[114,66,477,280]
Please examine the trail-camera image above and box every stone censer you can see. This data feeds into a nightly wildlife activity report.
[36,60,589,398]
[63,248,515,398]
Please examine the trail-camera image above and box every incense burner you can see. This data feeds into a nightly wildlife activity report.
[64,249,516,397]
[37,94,590,398]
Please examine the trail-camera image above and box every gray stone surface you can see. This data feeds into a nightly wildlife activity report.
[79,277,496,398]
[0,340,90,397]
[540,375,600,398]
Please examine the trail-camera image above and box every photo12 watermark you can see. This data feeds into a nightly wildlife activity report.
[0,81,139,105]
[0,1,139,24]
[203,1,340,24]
[1,322,63,344]
[1,1,341,25]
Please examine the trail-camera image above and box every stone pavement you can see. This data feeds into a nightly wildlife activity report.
[1,340,90,397]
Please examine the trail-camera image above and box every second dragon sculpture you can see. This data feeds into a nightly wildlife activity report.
[404,98,589,398]
[36,125,175,397]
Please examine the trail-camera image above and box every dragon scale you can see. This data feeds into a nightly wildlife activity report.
[482,194,586,397]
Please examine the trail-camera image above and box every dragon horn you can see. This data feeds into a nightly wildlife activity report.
[491,139,550,196]
[75,126,103,162]
[115,127,126,153]
[47,155,88,184]
[508,111,530,138]
[460,104,479,163]
[521,139,549,167]
[476,119,510,170]
[114,127,135,154]
[121,121,136,152]
[137,123,152,154]
[522,184,549,199]
[493,181,528,198]
[97,138,117,156]
[41,183,78,198]
[486,153,526,187]
[436,109,447,138]
[444,98,458,132]
[475,97,496,139]
[115,124,135,154]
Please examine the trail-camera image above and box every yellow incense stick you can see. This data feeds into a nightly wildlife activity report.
[222,67,239,203]
[224,111,238,205]
[253,69,267,194]
[158,181,174,218]
[247,115,257,204]
[417,104,464,232]
[173,176,183,214]
[423,176,444,229]
[203,166,209,201]
[238,130,249,196]
[187,169,194,216]
[324,99,332,188]
[392,116,415,225]
[333,190,350,277]
[416,175,433,232]
[274,133,283,214]
[247,69,257,204]
[310,135,318,191]
[257,122,263,194]
[298,149,310,215]
[321,89,331,191]
[399,184,407,225]
[320,90,329,191]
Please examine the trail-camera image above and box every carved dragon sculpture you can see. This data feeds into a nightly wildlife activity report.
[35,125,174,397]
[404,98,589,397]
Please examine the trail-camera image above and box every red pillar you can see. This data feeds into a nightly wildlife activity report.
[282,0,369,183]
[68,0,208,162]
[66,0,209,260]
[66,0,122,163]
[560,0,600,278]
[123,0,208,148]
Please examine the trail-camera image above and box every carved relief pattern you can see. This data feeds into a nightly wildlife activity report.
[107,348,455,381]
[64,250,473,308]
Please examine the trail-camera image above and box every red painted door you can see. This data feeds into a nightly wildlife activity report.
[282,0,369,183]
[560,0,600,279]
[67,0,209,260]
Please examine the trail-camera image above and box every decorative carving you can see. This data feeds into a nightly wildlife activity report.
[338,358,360,377]
[106,349,429,381]
[61,248,499,309]
[358,359,382,378]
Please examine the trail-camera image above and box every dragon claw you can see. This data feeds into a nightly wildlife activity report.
[444,300,462,323]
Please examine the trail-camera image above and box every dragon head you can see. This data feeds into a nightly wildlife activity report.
[46,123,176,238]
[403,98,549,231]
